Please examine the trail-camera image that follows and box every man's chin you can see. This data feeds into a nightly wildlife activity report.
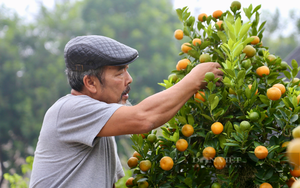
[119,94,132,106]
[119,99,132,106]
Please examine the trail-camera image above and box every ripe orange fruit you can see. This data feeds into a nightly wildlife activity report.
[174,29,184,40]
[177,59,191,70]
[297,95,300,104]
[213,157,226,169]
[160,156,174,171]
[231,1,241,10]
[181,124,194,137]
[250,36,260,45]
[287,177,296,187]
[139,160,152,172]
[254,146,268,159]
[203,147,216,160]
[293,126,300,138]
[242,45,256,57]
[133,151,142,160]
[290,167,300,177]
[126,177,134,186]
[192,38,202,46]
[260,182,272,188]
[212,10,223,19]
[256,66,270,77]
[127,157,139,168]
[195,91,205,102]
[211,122,224,135]
[198,13,208,22]
[248,84,258,95]
[287,138,300,167]
[176,139,188,152]
[181,43,192,53]
[273,83,286,95]
[139,134,146,139]
[267,87,282,101]
[216,21,223,30]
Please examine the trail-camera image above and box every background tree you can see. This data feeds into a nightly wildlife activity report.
[0,0,180,186]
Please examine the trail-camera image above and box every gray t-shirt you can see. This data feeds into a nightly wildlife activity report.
[29,94,124,188]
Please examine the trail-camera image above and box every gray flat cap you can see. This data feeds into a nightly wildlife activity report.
[64,35,139,71]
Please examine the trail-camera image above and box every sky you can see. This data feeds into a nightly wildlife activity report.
[0,0,298,20]
[0,0,299,36]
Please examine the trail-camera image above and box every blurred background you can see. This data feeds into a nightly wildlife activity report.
[0,0,299,187]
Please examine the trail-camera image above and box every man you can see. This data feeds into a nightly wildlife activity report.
[29,35,223,188]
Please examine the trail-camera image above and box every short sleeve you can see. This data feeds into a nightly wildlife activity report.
[56,95,122,147]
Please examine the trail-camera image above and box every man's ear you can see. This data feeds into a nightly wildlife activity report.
[83,75,97,93]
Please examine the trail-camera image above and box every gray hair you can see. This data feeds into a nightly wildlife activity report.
[65,67,105,92]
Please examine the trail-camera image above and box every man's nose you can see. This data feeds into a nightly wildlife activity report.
[126,71,133,85]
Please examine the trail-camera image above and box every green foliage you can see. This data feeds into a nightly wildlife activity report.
[0,0,180,179]
[129,2,300,188]
[4,156,33,188]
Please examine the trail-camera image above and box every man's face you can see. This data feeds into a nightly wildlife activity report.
[96,65,132,104]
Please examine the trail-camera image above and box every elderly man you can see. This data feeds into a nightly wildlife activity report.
[29,35,223,188]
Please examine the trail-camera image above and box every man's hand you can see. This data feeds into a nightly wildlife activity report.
[189,62,224,89]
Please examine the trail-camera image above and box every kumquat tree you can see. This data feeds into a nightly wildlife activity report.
[125,1,300,188]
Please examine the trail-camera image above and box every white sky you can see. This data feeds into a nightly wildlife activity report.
[1,0,298,19]
[1,0,299,36]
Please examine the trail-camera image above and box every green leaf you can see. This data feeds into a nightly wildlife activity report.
[183,26,190,36]
[291,59,298,69]
[176,8,183,22]
[225,121,234,136]
[199,41,210,50]
[182,12,191,21]
[223,143,240,147]
[233,124,241,134]
[177,116,187,124]
[239,22,252,39]
[213,48,226,59]
[201,114,213,121]
[172,131,180,142]
[290,114,299,123]
[283,71,291,79]
[210,96,219,111]
[263,168,274,180]
[187,114,194,125]
[292,69,298,78]
[184,177,193,188]
[259,95,269,105]
[225,20,236,42]
[217,31,228,43]
[218,134,226,149]
[258,21,266,32]
[233,43,243,58]
[248,153,259,162]
[187,49,200,59]
[253,5,261,13]
[237,69,246,81]
[234,17,242,35]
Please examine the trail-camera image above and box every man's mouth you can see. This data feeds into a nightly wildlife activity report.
[122,85,131,96]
